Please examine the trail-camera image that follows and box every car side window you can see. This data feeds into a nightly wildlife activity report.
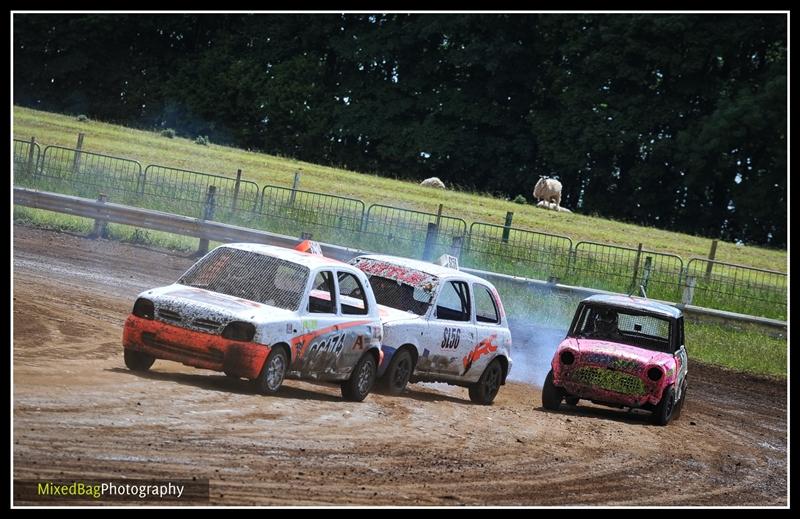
[337,272,368,315]
[308,270,336,314]
[435,281,471,322]
[474,284,500,324]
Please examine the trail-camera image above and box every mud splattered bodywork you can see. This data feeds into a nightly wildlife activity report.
[547,295,688,421]
[122,243,383,391]
[351,254,512,403]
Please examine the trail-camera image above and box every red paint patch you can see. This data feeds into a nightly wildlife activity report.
[122,315,269,379]
[462,334,498,373]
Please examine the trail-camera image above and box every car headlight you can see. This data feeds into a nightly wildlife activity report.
[222,321,256,341]
[647,366,664,381]
[132,298,155,319]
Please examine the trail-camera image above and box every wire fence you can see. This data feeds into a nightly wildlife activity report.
[683,259,787,320]
[11,137,788,320]
[462,222,573,281]
[362,204,468,260]
[566,242,686,303]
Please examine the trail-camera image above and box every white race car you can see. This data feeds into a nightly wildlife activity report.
[350,254,513,404]
[122,241,384,401]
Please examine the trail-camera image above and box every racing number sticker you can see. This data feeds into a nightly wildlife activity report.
[441,327,461,350]
[307,332,346,355]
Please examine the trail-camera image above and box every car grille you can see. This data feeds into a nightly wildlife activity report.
[193,318,222,331]
[567,367,647,396]
[156,308,223,333]
[157,308,182,323]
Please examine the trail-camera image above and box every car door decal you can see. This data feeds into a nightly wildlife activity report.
[462,334,498,375]
[291,320,373,361]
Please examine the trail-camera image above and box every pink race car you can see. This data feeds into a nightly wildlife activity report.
[542,295,688,425]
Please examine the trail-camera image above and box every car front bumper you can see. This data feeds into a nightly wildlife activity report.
[122,314,270,379]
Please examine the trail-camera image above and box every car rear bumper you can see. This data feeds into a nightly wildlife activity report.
[122,314,270,379]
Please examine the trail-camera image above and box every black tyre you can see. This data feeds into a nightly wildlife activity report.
[673,382,687,420]
[565,396,579,406]
[342,353,377,402]
[652,385,677,426]
[542,369,563,410]
[255,347,288,395]
[468,359,503,405]
[124,349,155,372]
[381,349,414,395]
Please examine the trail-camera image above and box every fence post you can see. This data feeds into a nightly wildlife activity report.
[422,222,438,261]
[231,169,242,212]
[289,170,301,207]
[501,211,514,243]
[435,203,443,229]
[197,185,217,256]
[89,193,109,239]
[26,136,36,177]
[630,243,643,293]
[705,239,718,282]
[640,256,653,296]
[682,276,696,306]
[72,132,85,176]
[450,235,464,261]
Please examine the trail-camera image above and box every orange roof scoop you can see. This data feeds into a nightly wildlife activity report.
[295,239,323,256]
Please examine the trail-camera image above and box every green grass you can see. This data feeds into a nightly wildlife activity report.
[13,105,787,272]
[11,106,787,319]
[685,320,786,379]
[13,206,224,253]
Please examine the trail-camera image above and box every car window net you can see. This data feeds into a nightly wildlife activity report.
[178,247,309,311]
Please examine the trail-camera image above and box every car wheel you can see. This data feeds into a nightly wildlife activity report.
[342,353,377,402]
[382,349,413,395]
[468,359,503,405]
[542,369,563,410]
[565,396,579,406]
[124,349,155,372]
[255,347,288,395]
[673,382,687,420]
[652,385,677,426]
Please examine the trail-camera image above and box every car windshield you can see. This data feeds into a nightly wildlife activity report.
[178,247,309,311]
[366,275,433,316]
[571,304,673,353]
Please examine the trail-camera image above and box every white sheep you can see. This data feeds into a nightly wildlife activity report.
[420,177,446,189]
[533,177,562,206]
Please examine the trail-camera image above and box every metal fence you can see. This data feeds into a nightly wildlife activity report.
[462,222,573,281]
[253,185,366,245]
[22,145,144,206]
[13,138,41,180]
[683,259,787,320]
[567,242,685,302]
[362,204,468,259]
[12,137,787,320]
[143,165,260,217]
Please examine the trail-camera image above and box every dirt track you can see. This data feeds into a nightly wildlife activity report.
[12,225,787,506]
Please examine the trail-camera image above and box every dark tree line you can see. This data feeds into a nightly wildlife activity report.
[13,13,787,246]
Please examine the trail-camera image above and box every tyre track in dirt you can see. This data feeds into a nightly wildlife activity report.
[12,225,787,506]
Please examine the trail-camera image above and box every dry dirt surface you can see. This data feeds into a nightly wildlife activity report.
[12,224,787,506]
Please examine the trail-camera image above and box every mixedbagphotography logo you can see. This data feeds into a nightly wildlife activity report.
[14,478,209,503]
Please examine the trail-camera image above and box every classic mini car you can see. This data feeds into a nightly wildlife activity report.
[349,254,513,405]
[122,241,384,401]
[542,294,688,425]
